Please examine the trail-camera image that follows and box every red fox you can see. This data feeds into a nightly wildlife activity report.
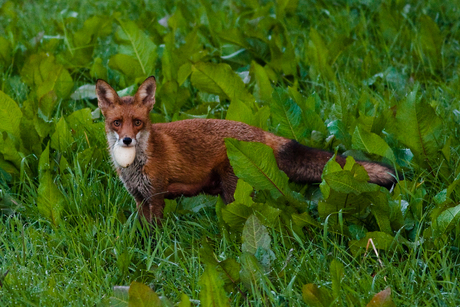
[96,77,396,224]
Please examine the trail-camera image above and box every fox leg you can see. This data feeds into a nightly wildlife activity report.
[217,163,238,204]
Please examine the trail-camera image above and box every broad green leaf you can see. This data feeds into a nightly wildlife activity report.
[330,259,344,300]
[323,171,379,195]
[158,80,190,116]
[109,54,144,80]
[271,88,304,141]
[239,252,263,292]
[433,204,460,237]
[225,99,255,126]
[352,125,395,162]
[233,179,254,207]
[292,212,319,229]
[302,109,328,138]
[387,86,442,168]
[221,202,253,231]
[251,203,281,228]
[191,62,253,102]
[70,84,97,100]
[38,143,51,178]
[199,265,229,307]
[225,139,291,200]
[327,120,352,148]
[51,117,74,154]
[250,61,273,103]
[199,237,218,266]
[218,258,241,289]
[128,281,162,307]
[349,231,396,256]
[112,19,157,78]
[90,57,108,80]
[242,214,271,255]
[37,171,64,226]
[0,134,22,170]
[178,294,191,307]
[366,287,396,307]
[0,36,12,67]
[21,53,74,120]
[368,191,393,234]
[306,28,334,81]
[68,16,112,66]
[0,91,22,138]
[419,15,443,71]
[302,283,333,307]
[111,286,129,307]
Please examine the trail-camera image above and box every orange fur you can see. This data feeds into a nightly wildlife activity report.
[96,77,396,225]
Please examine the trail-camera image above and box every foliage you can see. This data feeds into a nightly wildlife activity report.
[1,0,460,305]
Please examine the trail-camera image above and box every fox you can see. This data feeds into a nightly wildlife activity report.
[96,76,396,225]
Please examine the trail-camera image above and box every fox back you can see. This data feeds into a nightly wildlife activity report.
[96,77,396,225]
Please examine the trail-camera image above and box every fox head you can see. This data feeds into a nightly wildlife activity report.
[96,77,156,150]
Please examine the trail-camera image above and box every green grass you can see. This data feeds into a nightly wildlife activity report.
[1,0,460,305]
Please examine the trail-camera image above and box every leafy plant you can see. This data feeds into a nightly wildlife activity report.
[1,0,460,305]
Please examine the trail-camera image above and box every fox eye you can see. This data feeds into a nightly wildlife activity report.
[134,120,142,127]
[113,120,121,127]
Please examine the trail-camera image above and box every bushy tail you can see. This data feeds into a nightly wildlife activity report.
[275,140,396,189]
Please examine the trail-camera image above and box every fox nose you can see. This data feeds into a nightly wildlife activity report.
[123,137,132,145]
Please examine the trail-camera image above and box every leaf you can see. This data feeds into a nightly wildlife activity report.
[199,265,229,307]
[191,62,253,102]
[0,133,22,170]
[239,252,264,292]
[306,28,334,81]
[90,57,108,80]
[327,120,352,148]
[67,16,113,66]
[323,171,379,195]
[368,191,393,234]
[233,179,254,206]
[0,91,23,138]
[21,53,74,120]
[349,231,397,256]
[109,54,145,80]
[158,80,190,116]
[112,19,157,78]
[221,202,253,230]
[241,214,271,255]
[0,36,12,67]
[250,61,273,103]
[352,125,395,162]
[225,139,291,200]
[218,258,241,289]
[271,88,305,141]
[225,99,256,126]
[366,287,396,307]
[37,171,64,226]
[111,286,129,307]
[302,283,333,307]
[433,204,460,237]
[51,117,74,154]
[71,84,97,100]
[178,294,191,307]
[128,281,162,307]
[419,15,443,71]
[387,85,442,168]
[38,142,51,177]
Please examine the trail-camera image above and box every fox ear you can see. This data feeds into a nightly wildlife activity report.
[96,79,119,113]
[135,76,156,111]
